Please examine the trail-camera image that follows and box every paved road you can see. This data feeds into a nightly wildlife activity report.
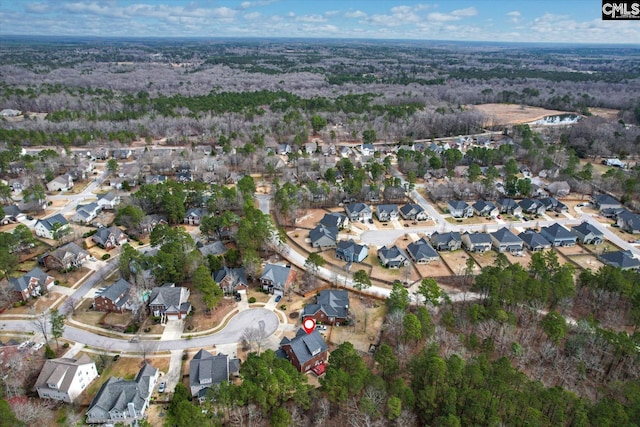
[4,308,278,352]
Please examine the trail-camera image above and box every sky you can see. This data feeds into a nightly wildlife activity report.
[1,0,639,44]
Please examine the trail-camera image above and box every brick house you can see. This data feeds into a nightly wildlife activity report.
[302,289,349,326]
[277,329,328,373]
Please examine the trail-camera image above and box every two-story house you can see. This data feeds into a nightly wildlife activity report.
[378,245,409,269]
[319,212,349,229]
[96,191,121,210]
[571,222,604,245]
[490,227,524,253]
[448,200,473,218]
[335,240,369,264]
[429,231,462,252]
[41,242,89,271]
[189,350,240,400]
[260,264,296,296]
[35,355,98,403]
[344,203,372,223]
[184,208,205,226]
[72,202,102,224]
[35,214,70,240]
[277,329,328,373]
[8,267,55,302]
[399,203,429,221]
[94,278,133,313]
[375,204,399,222]
[148,284,192,321]
[213,267,249,295]
[46,174,74,192]
[309,224,338,248]
[92,226,128,250]
[302,290,349,326]
[406,238,439,264]
[86,363,158,425]
[461,232,493,253]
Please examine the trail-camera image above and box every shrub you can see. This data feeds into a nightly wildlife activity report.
[101,253,111,260]
[62,342,69,348]
[13,302,21,308]
[248,297,256,303]
[280,304,287,311]
[113,354,120,361]
[44,345,55,359]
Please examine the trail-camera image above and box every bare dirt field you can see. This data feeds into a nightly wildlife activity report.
[589,107,620,121]
[49,266,92,287]
[294,208,327,229]
[469,104,575,126]
[466,251,495,271]
[185,292,237,334]
[439,251,476,276]
[325,294,386,353]
[567,254,604,271]
[414,259,453,278]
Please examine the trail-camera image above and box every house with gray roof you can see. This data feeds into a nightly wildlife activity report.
[46,174,74,192]
[184,208,205,225]
[335,240,368,264]
[344,203,372,222]
[42,242,89,271]
[447,200,473,218]
[490,227,524,253]
[72,202,101,224]
[461,232,493,253]
[85,363,158,425]
[496,198,522,216]
[518,199,546,216]
[278,328,328,373]
[571,222,604,245]
[96,191,121,210]
[540,223,577,247]
[592,194,622,211]
[92,226,128,250]
[94,278,133,313]
[189,350,240,400]
[35,355,98,403]
[319,212,349,229]
[546,181,571,197]
[378,245,409,269]
[8,267,55,302]
[519,231,552,252]
[399,203,429,221]
[616,210,640,234]
[429,231,462,252]
[302,289,350,325]
[376,204,399,222]
[1,205,21,225]
[260,263,296,296]
[148,284,191,321]
[600,250,640,271]
[472,200,498,217]
[213,267,248,294]
[309,224,338,248]
[35,214,70,240]
[407,238,439,264]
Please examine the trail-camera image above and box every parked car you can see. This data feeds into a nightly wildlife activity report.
[234,293,242,302]
[31,342,44,352]
[368,218,374,224]
[275,295,282,302]
[316,324,327,331]
[158,381,166,393]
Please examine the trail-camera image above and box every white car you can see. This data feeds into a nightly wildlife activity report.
[31,342,45,352]
[17,341,30,351]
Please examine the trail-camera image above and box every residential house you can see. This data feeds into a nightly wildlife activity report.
[8,267,55,302]
[496,198,523,216]
[183,208,205,226]
[1,205,21,225]
[197,241,227,257]
[302,289,350,326]
[571,222,605,245]
[518,199,546,216]
[407,238,439,264]
[335,240,369,263]
[376,204,399,222]
[96,191,121,210]
[601,207,627,219]
[85,363,158,425]
[72,202,102,224]
[593,194,622,211]
[92,226,128,250]
[144,174,168,185]
[429,231,462,252]
[344,203,372,222]
[617,210,640,234]
[378,245,409,269]
[42,242,89,271]
[540,223,577,247]
[35,214,70,239]
[94,278,133,313]
[546,181,571,197]
[35,355,98,403]
[490,227,524,253]
[138,214,168,235]
[260,264,296,296]
[360,143,375,156]
[602,158,626,168]
[46,174,74,192]
[148,284,192,321]
[472,200,498,217]
[213,267,249,294]
[319,212,349,229]
[600,250,640,271]
[540,197,568,213]
[278,328,328,373]
[309,224,338,248]
[461,232,493,253]
[519,231,552,252]
[112,148,133,160]
[189,350,240,400]
[399,203,429,221]
[448,200,474,218]
[304,141,318,154]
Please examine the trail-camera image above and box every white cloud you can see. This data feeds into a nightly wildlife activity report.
[244,11,261,20]
[345,10,367,19]
[428,7,477,22]
[25,3,50,13]
[295,14,327,23]
[507,11,522,23]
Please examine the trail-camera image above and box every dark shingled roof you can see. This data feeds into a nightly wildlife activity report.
[279,329,328,367]
[302,289,349,319]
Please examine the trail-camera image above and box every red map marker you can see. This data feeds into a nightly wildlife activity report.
[302,318,316,334]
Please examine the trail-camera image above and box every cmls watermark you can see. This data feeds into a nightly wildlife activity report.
[602,1,640,19]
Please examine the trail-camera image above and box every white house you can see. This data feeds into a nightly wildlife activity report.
[96,191,121,210]
[46,174,74,192]
[35,355,98,403]
[35,214,70,240]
